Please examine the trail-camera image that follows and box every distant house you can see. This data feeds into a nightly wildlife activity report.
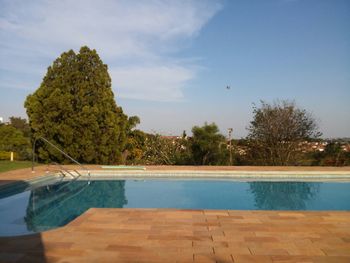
[342,144,350,152]
[161,136,181,141]
[298,141,327,153]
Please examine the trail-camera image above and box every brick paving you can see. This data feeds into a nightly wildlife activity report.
[1,209,350,262]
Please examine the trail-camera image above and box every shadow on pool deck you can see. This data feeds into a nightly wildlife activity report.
[0,233,46,262]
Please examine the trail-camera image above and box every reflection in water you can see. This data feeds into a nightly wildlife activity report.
[249,182,320,210]
[16,180,331,233]
[24,180,127,232]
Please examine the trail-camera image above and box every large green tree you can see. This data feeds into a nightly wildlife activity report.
[247,100,321,165]
[191,123,228,165]
[25,46,128,164]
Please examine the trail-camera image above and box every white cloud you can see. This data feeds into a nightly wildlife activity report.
[110,65,194,101]
[0,0,222,101]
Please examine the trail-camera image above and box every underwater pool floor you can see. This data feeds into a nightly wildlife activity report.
[1,208,350,262]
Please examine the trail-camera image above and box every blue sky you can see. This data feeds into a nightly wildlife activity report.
[1,0,349,138]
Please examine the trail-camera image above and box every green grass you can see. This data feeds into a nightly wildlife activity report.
[0,161,35,173]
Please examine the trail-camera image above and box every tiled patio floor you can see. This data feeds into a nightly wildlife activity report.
[1,209,350,262]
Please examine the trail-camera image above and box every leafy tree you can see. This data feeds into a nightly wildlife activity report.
[247,100,321,165]
[136,133,192,165]
[127,116,140,130]
[177,133,193,165]
[122,125,194,165]
[122,116,147,164]
[124,129,147,164]
[0,125,30,160]
[230,139,251,165]
[191,123,228,165]
[141,134,178,165]
[25,46,128,164]
[9,116,31,137]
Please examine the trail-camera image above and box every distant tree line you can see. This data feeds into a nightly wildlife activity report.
[118,100,349,166]
[2,112,349,166]
[2,46,348,166]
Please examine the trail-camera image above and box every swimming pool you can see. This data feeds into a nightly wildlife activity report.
[1,178,349,236]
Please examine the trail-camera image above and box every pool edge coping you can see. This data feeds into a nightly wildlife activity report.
[2,169,350,190]
[52,169,350,182]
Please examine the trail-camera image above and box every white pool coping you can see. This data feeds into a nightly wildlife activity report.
[68,169,350,182]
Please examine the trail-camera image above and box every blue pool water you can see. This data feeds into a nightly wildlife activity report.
[0,179,349,236]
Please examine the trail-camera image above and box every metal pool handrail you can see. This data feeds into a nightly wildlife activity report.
[48,162,80,179]
[32,136,90,179]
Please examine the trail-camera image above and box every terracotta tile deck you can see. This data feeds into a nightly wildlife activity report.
[1,209,350,262]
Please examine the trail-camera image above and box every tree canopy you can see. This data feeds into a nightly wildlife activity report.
[25,46,128,164]
[9,116,31,137]
[247,100,321,165]
[0,125,30,159]
[191,123,228,165]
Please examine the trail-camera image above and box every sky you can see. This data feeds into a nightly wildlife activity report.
[0,0,349,138]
